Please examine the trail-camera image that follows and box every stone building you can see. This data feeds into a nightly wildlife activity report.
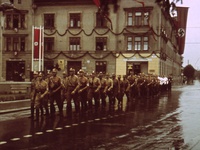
[0,0,187,81]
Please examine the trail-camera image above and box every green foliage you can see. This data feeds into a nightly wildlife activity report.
[183,64,195,79]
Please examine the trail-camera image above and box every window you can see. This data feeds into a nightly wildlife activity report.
[96,12,107,27]
[69,37,80,51]
[135,12,142,26]
[6,37,11,51]
[69,13,81,28]
[96,37,107,51]
[5,36,26,52]
[125,9,151,26]
[134,37,141,50]
[143,37,149,50]
[18,0,21,4]
[126,36,149,51]
[44,37,54,52]
[144,12,149,26]
[44,14,55,29]
[127,36,133,50]
[127,12,133,26]
[95,61,107,74]
[5,13,26,29]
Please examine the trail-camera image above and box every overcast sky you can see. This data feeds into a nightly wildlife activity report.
[177,0,200,69]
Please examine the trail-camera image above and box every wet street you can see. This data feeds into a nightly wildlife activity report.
[1,81,200,150]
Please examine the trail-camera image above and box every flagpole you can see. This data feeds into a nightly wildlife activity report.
[39,26,41,71]
[42,26,44,71]
[31,26,34,71]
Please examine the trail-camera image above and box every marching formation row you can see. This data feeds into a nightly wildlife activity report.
[30,68,172,121]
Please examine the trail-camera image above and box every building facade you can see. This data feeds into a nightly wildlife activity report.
[0,0,186,81]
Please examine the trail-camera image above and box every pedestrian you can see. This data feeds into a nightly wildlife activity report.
[49,68,63,117]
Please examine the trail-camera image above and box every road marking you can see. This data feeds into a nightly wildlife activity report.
[10,138,20,141]
[80,121,86,124]
[95,118,100,121]
[88,120,94,123]
[46,129,54,133]
[35,132,43,135]
[72,124,78,126]
[23,135,32,138]
[55,127,63,130]
[65,125,71,128]
[0,141,7,145]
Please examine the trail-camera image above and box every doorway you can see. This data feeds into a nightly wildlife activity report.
[67,61,82,74]
[6,60,25,81]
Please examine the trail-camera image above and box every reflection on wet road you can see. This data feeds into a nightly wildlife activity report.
[1,81,200,149]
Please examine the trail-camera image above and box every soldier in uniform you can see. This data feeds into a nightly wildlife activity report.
[35,72,49,121]
[98,72,107,109]
[49,68,63,117]
[61,71,67,108]
[75,69,88,112]
[105,73,113,108]
[122,75,130,103]
[30,71,38,119]
[116,75,124,109]
[128,70,136,101]
[65,68,79,117]
[88,71,101,111]
[111,73,118,108]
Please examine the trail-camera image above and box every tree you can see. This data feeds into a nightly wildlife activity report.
[183,64,195,84]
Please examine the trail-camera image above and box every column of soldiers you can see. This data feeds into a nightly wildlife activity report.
[30,68,171,120]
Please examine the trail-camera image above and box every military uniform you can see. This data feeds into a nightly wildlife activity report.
[30,71,38,119]
[49,69,63,117]
[123,75,130,103]
[116,75,124,109]
[75,70,88,112]
[105,74,113,107]
[88,72,101,110]
[99,72,107,108]
[65,68,79,116]
[35,73,48,120]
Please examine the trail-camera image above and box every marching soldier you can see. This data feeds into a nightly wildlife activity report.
[88,71,101,111]
[75,69,88,112]
[122,75,130,103]
[127,70,136,101]
[29,71,38,119]
[116,75,124,109]
[105,73,113,108]
[65,68,79,117]
[49,68,63,117]
[34,72,49,121]
[111,73,118,108]
[98,72,107,109]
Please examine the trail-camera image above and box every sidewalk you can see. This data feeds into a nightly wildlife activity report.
[0,99,30,114]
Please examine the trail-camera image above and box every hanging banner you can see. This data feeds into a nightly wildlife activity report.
[32,26,44,71]
[176,7,189,55]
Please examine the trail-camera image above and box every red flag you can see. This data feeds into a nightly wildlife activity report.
[93,0,101,8]
[34,28,40,59]
[176,7,188,55]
